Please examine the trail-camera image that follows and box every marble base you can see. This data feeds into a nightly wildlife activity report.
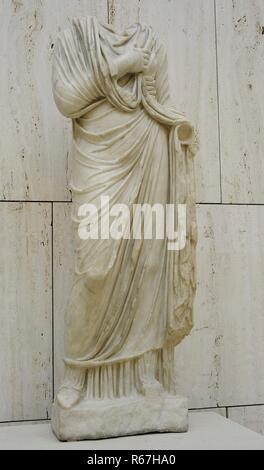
[51,394,188,441]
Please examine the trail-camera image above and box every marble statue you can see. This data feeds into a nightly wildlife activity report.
[51,16,197,441]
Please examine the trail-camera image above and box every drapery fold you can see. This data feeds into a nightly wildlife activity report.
[52,16,197,367]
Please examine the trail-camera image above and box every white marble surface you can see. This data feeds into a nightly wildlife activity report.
[52,395,188,441]
[1,413,264,450]
[176,204,264,408]
[0,203,52,421]
[216,0,264,203]
[1,0,264,438]
[51,14,197,438]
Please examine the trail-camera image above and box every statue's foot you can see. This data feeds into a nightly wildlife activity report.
[57,387,81,409]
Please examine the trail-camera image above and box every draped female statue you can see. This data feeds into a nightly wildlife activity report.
[51,16,197,440]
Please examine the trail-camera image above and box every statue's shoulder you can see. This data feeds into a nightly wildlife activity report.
[57,15,96,37]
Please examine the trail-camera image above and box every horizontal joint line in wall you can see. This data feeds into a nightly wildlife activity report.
[196,202,264,206]
[0,200,72,203]
[0,418,50,425]
[0,200,263,206]
[190,403,264,411]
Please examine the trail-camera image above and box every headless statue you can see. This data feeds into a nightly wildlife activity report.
[51,16,197,440]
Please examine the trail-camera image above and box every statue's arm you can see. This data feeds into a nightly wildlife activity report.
[146,44,193,142]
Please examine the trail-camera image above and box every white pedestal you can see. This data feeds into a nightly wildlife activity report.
[1,412,264,450]
[52,394,188,441]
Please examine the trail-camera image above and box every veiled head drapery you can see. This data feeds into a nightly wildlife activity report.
[52,16,197,369]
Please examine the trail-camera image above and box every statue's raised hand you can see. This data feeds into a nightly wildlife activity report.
[130,47,152,73]
[112,46,151,79]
